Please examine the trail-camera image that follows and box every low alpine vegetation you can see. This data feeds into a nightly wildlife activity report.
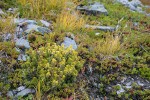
[16,43,84,98]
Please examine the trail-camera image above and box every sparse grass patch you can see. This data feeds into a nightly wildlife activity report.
[54,10,86,33]
[17,0,68,19]
[93,35,121,55]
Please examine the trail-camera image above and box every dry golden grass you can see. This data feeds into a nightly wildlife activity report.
[18,0,68,19]
[140,0,150,5]
[54,10,86,32]
[94,36,121,55]
[0,16,15,35]
[35,81,41,100]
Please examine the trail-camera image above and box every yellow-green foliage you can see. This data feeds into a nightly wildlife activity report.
[20,43,84,97]
[17,0,67,19]
[94,36,121,55]
[0,17,15,35]
[0,42,19,59]
[54,10,86,32]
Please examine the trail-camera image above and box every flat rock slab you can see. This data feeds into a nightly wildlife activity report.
[85,24,116,32]
[77,2,108,15]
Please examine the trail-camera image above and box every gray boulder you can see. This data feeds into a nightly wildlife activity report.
[15,38,30,49]
[77,2,108,15]
[62,37,77,50]
[14,18,52,35]
[18,54,27,61]
[116,0,143,12]
[24,24,51,35]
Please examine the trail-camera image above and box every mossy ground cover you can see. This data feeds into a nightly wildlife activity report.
[0,0,150,99]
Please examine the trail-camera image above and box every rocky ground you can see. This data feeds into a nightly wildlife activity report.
[0,0,150,100]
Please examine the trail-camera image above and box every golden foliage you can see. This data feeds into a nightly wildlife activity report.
[94,36,121,55]
[54,10,86,32]
[0,16,15,35]
[18,0,68,19]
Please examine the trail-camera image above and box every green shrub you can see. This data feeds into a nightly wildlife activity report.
[0,42,19,95]
[19,43,84,98]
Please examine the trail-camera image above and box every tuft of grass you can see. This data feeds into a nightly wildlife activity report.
[17,0,68,19]
[0,16,15,35]
[94,35,121,55]
[54,10,86,33]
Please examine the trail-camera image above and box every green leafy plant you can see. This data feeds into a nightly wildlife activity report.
[19,43,84,98]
